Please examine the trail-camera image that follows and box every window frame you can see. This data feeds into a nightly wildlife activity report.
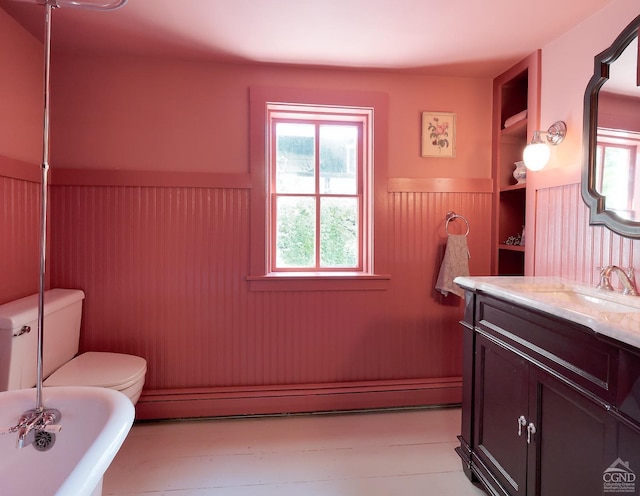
[269,115,366,273]
[248,86,390,291]
[596,128,639,217]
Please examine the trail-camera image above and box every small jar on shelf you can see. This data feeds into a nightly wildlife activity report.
[513,161,526,184]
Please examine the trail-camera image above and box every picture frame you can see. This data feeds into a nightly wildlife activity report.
[421,111,456,158]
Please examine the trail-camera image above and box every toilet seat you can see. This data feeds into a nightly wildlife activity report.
[43,351,147,393]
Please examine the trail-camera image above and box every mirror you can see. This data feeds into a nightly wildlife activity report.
[582,14,640,238]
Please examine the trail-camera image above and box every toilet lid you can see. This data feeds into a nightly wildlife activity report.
[43,351,147,391]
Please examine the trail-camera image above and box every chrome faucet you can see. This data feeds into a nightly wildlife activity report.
[15,411,40,449]
[597,266,638,296]
[6,408,62,449]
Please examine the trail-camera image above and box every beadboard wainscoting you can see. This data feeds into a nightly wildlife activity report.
[535,182,640,280]
[43,171,492,418]
[0,156,42,304]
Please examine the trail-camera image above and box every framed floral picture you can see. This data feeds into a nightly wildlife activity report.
[421,112,456,158]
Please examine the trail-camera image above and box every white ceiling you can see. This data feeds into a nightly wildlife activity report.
[0,0,616,77]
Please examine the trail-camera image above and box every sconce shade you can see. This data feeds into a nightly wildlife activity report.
[523,141,550,171]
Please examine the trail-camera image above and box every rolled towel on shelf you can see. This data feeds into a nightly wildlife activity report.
[435,234,470,298]
[504,109,528,129]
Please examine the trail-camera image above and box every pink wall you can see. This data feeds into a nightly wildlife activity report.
[13,3,640,418]
[49,54,492,179]
[529,0,640,278]
[10,48,492,417]
[48,177,492,417]
[0,162,41,304]
[0,9,44,304]
[535,183,640,281]
[0,8,42,165]
[599,92,640,132]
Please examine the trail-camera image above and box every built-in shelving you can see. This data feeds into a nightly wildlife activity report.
[498,244,526,252]
[500,118,527,139]
[492,51,540,276]
[500,183,526,193]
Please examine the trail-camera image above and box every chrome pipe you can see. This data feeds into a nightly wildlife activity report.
[12,0,127,11]
[53,0,127,10]
[27,0,127,417]
[36,0,53,414]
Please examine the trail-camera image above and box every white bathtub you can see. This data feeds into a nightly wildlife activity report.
[0,386,134,496]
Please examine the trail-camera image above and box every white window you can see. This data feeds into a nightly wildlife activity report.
[270,115,366,272]
[597,128,639,220]
[248,87,390,291]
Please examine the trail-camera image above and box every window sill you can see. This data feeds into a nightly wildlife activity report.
[247,272,391,292]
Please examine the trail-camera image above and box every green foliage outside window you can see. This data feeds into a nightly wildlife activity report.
[276,198,315,267]
[277,198,357,268]
[320,200,357,267]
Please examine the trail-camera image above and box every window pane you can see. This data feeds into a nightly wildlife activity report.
[319,125,358,194]
[601,146,631,210]
[595,145,604,191]
[320,197,358,268]
[275,123,315,194]
[275,196,316,268]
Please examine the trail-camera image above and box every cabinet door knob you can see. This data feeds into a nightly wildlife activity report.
[527,422,536,444]
[517,415,527,436]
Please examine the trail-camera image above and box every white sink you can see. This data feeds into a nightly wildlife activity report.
[0,386,134,496]
[533,289,640,314]
[504,280,640,313]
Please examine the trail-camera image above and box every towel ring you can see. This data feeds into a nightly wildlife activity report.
[445,211,470,236]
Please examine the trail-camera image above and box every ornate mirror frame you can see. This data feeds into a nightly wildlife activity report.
[582,14,640,238]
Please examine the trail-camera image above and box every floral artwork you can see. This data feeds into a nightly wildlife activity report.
[421,112,456,158]
[428,117,450,151]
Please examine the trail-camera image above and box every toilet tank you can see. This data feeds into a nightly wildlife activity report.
[0,289,85,391]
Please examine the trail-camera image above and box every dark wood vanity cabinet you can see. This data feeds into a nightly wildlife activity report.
[474,334,616,495]
[457,291,640,496]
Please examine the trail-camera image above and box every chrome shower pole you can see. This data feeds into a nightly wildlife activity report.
[32,0,127,414]
[36,0,54,414]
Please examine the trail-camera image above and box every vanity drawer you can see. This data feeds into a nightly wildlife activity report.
[476,295,618,403]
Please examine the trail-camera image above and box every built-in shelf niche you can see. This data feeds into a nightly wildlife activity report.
[492,51,540,276]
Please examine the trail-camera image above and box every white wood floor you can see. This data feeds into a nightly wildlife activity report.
[103,407,487,495]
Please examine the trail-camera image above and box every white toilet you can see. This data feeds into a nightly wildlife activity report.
[0,288,146,404]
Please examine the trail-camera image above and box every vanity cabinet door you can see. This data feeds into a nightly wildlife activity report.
[474,334,617,496]
[474,334,530,495]
[528,369,616,496]
[615,421,640,491]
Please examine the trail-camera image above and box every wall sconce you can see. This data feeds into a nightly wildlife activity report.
[522,121,567,171]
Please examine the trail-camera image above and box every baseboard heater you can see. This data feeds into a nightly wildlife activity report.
[135,376,462,420]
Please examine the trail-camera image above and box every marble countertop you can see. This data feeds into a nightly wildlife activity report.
[454,276,640,349]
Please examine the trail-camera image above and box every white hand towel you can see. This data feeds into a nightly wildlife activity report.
[435,234,470,298]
